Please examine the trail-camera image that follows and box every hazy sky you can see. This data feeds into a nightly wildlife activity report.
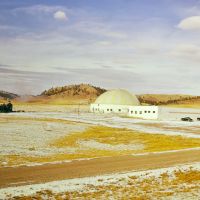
[0,0,200,95]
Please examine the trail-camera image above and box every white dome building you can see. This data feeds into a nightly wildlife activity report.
[90,89,140,114]
[90,89,159,119]
[95,89,140,106]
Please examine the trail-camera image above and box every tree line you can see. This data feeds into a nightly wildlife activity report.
[0,102,13,113]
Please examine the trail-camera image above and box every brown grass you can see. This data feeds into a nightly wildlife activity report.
[12,103,89,112]
[2,126,200,167]
[0,115,77,125]
[51,126,200,152]
[7,169,200,200]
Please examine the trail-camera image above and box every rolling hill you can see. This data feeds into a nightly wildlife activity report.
[138,94,198,104]
[0,90,19,100]
[4,83,198,107]
[16,84,107,104]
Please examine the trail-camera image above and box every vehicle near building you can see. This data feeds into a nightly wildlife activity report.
[181,117,193,122]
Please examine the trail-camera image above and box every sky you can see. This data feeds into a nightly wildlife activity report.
[0,0,200,95]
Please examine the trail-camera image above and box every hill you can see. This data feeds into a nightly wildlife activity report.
[11,83,199,107]
[17,84,107,105]
[0,90,19,101]
[41,83,106,97]
[138,94,200,108]
[40,85,199,106]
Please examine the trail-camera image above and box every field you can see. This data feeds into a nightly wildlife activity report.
[2,165,199,200]
[0,104,200,199]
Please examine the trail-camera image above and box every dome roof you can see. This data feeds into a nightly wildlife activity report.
[94,89,140,106]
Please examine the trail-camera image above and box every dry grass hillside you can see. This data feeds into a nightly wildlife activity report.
[0,90,18,100]
[0,91,19,103]
[15,84,106,105]
[138,94,200,107]
[1,84,199,107]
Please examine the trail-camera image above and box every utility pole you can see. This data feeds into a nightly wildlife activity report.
[77,103,80,118]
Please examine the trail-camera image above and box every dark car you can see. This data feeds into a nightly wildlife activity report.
[197,118,200,121]
[181,117,193,122]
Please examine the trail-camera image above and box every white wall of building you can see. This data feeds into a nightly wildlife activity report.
[90,104,200,121]
[128,106,159,119]
[90,103,129,114]
[90,104,159,119]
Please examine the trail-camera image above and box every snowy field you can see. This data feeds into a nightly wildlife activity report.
[0,114,91,166]
[0,118,87,157]
[0,162,200,199]
[0,108,200,199]
[159,107,200,121]
[5,107,200,138]
[0,108,200,167]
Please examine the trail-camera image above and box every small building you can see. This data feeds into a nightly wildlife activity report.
[90,89,159,119]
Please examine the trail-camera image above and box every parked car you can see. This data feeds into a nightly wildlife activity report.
[197,118,200,121]
[181,117,193,122]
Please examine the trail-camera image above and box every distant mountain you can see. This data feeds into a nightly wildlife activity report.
[0,90,19,100]
[138,94,200,106]
[41,83,106,98]
[18,84,107,104]
[11,83,199,107]
[39,85,199,106]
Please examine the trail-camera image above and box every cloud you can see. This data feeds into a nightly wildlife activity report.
[13,4,67,14]
[178,16,200,30]
[73,21,127,39]
[172,44,200,55]
[1,3,200,95]
[53,11,68,21]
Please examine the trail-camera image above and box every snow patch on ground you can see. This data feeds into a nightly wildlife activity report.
[7,111,200,138]
[1,110,200,167]
[78,139,144,151]
[0,115,86,157]
[132,147,200,156]
[0,162,199,199]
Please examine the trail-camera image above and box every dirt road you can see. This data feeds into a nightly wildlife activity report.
[0,149,200,188]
